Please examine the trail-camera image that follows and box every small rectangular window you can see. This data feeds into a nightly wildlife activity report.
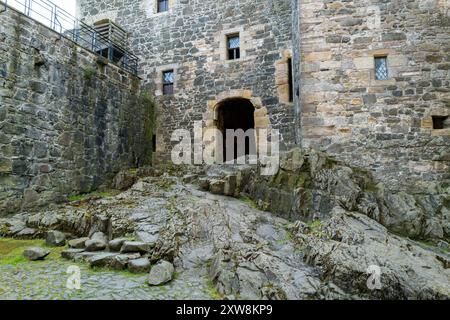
[163,70,174,95]
[288,58,294,102]
[152,135,157,152]
[375,56,389,80]
[227,34,240,60]
[157,0,169,13]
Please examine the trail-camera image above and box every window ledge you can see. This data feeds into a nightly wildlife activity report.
[431,128,450,136]
[225,58,245,65]
[370,78,396,87]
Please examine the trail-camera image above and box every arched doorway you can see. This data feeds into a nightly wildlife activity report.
[216,98,256,162]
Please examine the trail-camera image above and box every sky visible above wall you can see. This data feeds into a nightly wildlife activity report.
[53,0,76,16]
[6,0,78,32]
[7,0,76,18]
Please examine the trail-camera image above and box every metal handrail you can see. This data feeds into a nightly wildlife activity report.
[0,0,139,75]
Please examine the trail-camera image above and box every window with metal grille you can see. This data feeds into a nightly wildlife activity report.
[157,0,169,13]
[227,34,240,60]
[375,56,389,80]
[163,70,174,95]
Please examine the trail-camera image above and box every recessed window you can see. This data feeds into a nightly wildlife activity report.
[375,56,389,80]
[162,70,174,95]
[157,0,169,13]
[432,116,449,129]
[152,135,157,152]
[227,34,240,60]
[288,58,294,102]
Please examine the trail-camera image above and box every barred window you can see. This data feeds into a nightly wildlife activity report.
[375,56,388,80]
[158,0,169,13]
[163,70,174,95]
[227,34,240,60]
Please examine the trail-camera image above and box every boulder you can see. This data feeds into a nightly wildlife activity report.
[16,228,39,239]
[113,170,137,190]
[120,241,153,254]
[87,252,141,270]
[61,248,85,260]
[23,247,50,261]
[85,239,107,252]
[45,230,66,247]
[91,231,108,243]
[68,237,89,249]
[128,258,151,273]
[88,253,118,268]
[110,253,141,270]
[108,238,127,252]
[148,260,175,286]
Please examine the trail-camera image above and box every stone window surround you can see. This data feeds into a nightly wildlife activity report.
[275,49,294,105]
[422,107,450,136]
[353,49,407,87]
[204,90,271,162]
[219,27,248,62]
[154,63,179,97]
[142,0,176,17]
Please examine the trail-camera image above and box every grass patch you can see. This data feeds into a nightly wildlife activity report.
[0,238,67,266]
[68,190,118,202]
[240,196,258,209]
[155,179,175,190]
[416,240,449,254]
[128,168,138,175]
[276,231,294,245]
[206,279,223,300]
[307,220,323,230]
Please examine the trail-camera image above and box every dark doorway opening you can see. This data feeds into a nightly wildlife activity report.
[216,98,255,162]
[432,115,449,130]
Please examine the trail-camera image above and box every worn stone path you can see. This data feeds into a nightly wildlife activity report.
[0,259,211,300]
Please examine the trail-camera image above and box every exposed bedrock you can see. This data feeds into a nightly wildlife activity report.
[0,153,448,299]
[200,148,450,241]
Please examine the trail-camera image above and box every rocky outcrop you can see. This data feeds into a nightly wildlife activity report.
[1,154,449,299]
[199,149,450,241]
[295,208,450,299]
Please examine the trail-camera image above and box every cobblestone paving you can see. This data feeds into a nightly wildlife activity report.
[0,259,212,300]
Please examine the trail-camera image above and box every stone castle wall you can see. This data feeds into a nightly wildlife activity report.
[297,0,450,191]
[0,6,153,215]
[77,0,450,192]
[77,0,296,162]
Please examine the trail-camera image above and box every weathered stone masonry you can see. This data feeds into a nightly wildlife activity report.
[0,6,154,215]
[1,0,449,216]
[77,0,450,193]
[297,0,450,192]
[77,0,296,162]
